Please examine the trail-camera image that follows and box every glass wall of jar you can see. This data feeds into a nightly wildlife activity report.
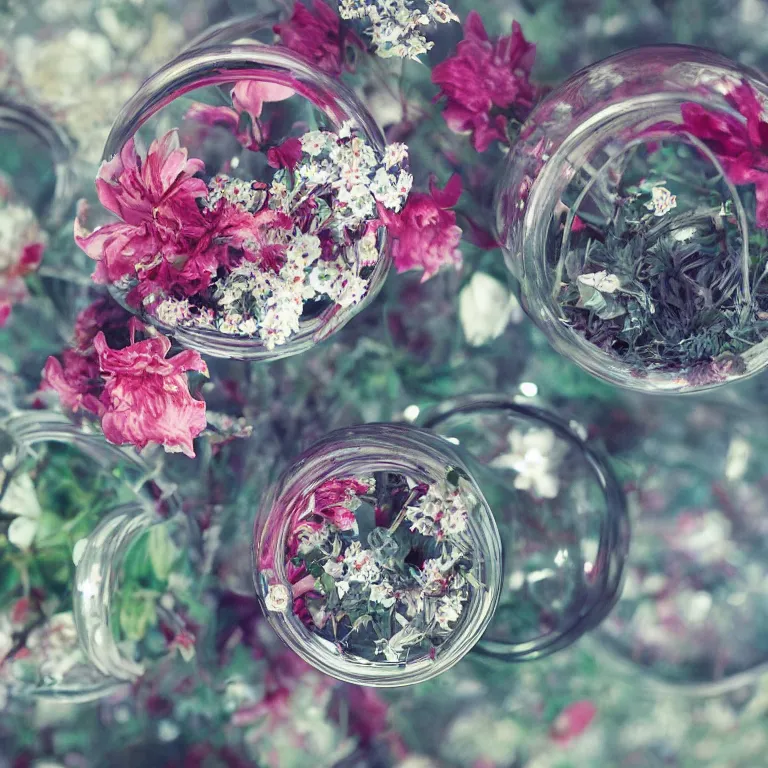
[589,391,768,694]
[78,43,402,361]
[496,46,768,393]
[420,395,628,661]
[73,503,207,684]
[253,423,503,687]
[0,411,169,700]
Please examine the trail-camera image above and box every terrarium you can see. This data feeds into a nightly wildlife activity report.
[253,424,502,687]
[420,395,628,660]
[0,411,164,700]
[496,46,768,393]
[75,43,410,360]
[592,393,768,692]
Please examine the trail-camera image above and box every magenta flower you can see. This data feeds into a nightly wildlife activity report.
[651,80,768,227]
[550,701,597,744]
[432,11,537,152]
[94,329,208,458]
[267,137,304,170]
[379,174,463,281]
[0,241,45,327]
[41,350,104,416]
[274,0,357,76]
[75,130,208,284]
[185,80,295,152]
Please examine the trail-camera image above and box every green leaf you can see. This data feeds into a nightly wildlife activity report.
[148,524,179,582]
[119,592,158,641]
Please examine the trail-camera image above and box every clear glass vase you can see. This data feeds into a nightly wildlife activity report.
[252,423,503,687]
[420,395,628,660]
[0,411,166,701]
[81,42,400,361]
[496,46,768,393]
[73,503,204,683]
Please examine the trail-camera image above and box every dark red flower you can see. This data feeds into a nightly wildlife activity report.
[274,1,358,76]
[432,12,537,152]
[267,137,303,171]
[378,174,463,281]
[550,700,597,744]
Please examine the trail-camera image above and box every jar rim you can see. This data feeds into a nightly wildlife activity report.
[252,423,503,687]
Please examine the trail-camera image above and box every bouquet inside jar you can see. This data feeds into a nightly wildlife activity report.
[75,75,411,355]
[275,469,483,664]
[550,77,768,387]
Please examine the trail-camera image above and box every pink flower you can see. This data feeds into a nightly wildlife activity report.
[75,130,208,284]
[0,241,45,327]
[274,1,357,76]
[432,12,537,152]
[310,477,370,530]
[94,327,208,457]
[41,350,104,416]
[267,137,304,171]
[185,80,295,152]
[651,80,768,227]
[550,701,597,744]
[379,174,463,281]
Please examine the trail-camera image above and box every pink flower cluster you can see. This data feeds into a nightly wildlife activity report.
[75,126,292,308]
[379,174,463,281]
[274,0,360,77]
[42,298,208,457]
[652,80,768,227]
[432,11,537,152]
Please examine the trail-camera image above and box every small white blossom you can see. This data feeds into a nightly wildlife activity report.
[645,185,677,217]
[323,559,344,579]
[265,584,291,613]
[490,427,568,499]
[435,593,464,630]
[577,270,622,294]
[301,131,329,156]
[344,541,381,583]
[384,142,409,169]
[369,580,396,608]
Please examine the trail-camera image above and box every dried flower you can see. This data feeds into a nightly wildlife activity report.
[432,12,537,152]
[94,326,208,457]
[274,1,359,76]
[379,174,463,282]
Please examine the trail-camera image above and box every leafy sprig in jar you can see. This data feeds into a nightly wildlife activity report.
[76,44,410,361]
[253,424,502,686]
[0,411,165,700]
[497,46,768,393]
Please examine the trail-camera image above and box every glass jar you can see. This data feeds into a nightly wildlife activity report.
[0,411,166,700]
[74,503,204,683]
[420,395,628,660]
[80,43,402,361]
[253,424,503,687]
[589,392,768,693]
[496,46,768,393]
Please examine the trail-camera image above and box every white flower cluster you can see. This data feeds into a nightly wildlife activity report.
[339,0,459,60]
[205,174,267,213]
[420,555,469,630]
[645,185,677,217]
[273,122,411,228]
[404,482,469,541]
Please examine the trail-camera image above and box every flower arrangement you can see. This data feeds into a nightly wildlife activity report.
[544,78,768,387]
[268,469,483,665]
[75,82,411,352]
